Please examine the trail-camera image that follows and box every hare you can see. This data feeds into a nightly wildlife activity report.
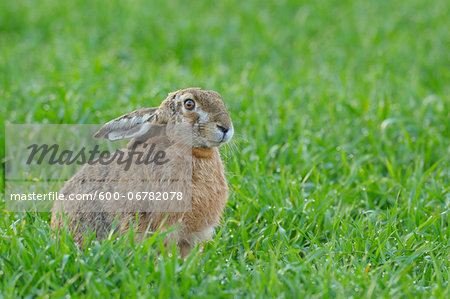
[51,88,234,257]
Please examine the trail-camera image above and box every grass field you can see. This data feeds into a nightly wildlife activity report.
[1,0,449,297]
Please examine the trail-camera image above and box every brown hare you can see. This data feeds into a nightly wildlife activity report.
[51,88,234,258]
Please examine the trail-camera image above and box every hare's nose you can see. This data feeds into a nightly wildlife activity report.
[216,125,229,134]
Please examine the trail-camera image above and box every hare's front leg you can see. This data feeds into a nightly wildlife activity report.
[178,240,193,259]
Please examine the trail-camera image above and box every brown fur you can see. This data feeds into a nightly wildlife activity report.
[51,88,234,258]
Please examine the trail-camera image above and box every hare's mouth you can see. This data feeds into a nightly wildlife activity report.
[214,124,234,143]
[193,123,234,147]
[210,126,233,146]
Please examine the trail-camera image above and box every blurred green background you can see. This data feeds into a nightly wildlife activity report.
[1,0,449,297]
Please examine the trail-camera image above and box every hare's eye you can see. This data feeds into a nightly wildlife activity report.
[184,99,195,110]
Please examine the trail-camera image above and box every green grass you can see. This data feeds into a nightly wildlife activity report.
[1,0,449,297]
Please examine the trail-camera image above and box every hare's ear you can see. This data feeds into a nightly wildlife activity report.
[93,107,159,141]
